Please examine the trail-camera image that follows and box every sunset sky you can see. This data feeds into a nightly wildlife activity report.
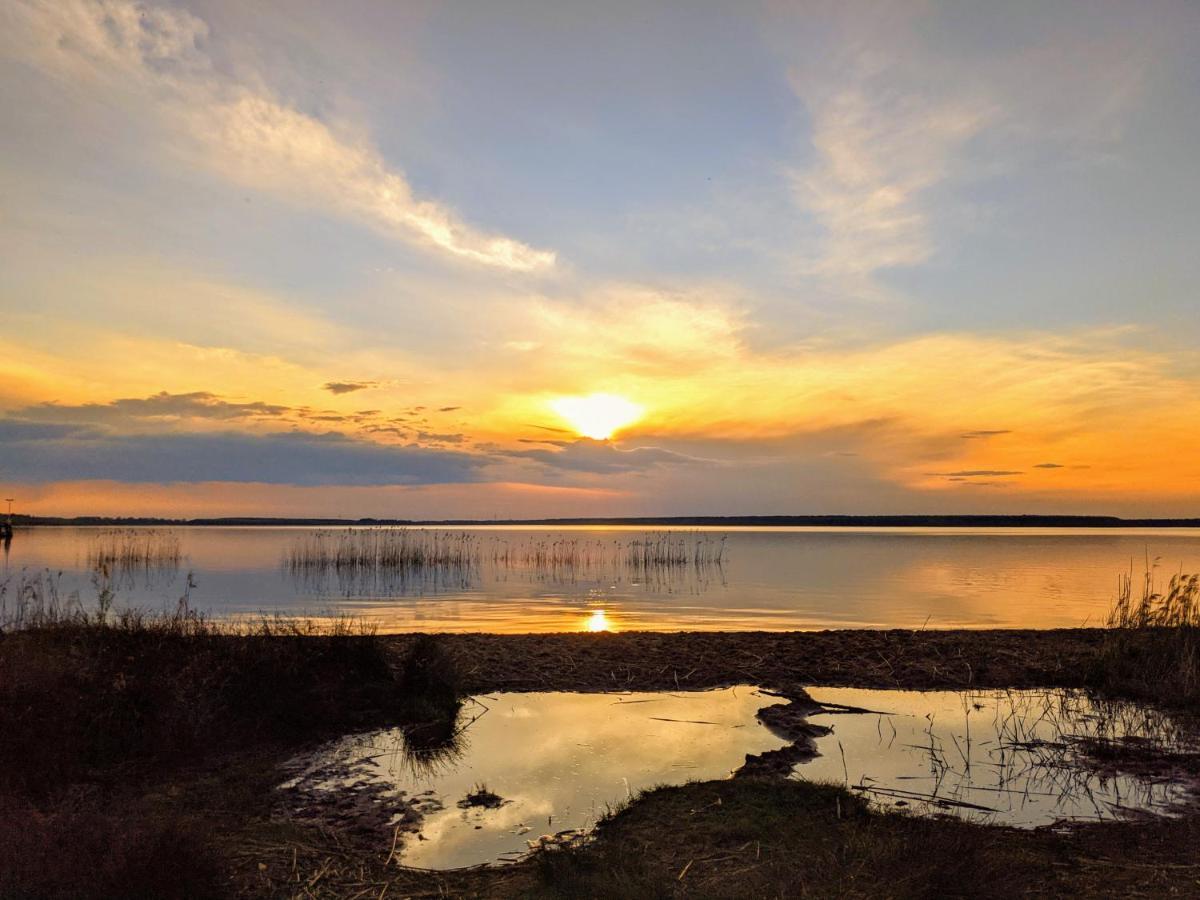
[2,0,1199,518]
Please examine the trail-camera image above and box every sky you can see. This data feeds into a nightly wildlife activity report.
[1,0,1199,519]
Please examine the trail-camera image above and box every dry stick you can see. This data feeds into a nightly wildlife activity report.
[306,857,334,888]
[877,651,895,678]
[852,783,1000,813]
[678,859,695,881]
[383,825,402,868]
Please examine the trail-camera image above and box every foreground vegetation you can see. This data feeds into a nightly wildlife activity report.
[2,567,1199,897]
[240,771,1200,898]
[1095,567,1200,708]
[0,599,460,899]
[530,778,1200,899]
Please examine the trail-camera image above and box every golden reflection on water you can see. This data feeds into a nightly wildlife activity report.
[15,525,1200,631]
[583,608,613,632]
[287,688,786,869]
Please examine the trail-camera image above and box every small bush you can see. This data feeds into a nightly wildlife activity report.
[399,633,462,718]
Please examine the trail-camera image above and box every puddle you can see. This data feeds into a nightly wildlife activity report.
[796,687,1199,827]
[278,687,787,868]
[277,685,1199,870]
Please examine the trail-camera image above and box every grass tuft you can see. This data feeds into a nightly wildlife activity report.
[1092,564,1200,709]
[459,781,506,809]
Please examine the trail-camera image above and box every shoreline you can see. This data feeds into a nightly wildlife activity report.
[11,514,1200,528]
[388,628,1107,695]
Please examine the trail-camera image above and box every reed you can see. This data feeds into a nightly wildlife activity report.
[486,531,726,578]
[1107,566,1200,629]
[0,569,76,632]
[285,528,480,574]
[87,528,182,571]
[1094,562,1200,708]
[285,528,726,594]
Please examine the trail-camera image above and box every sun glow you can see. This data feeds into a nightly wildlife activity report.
[550,393,644,440]
[584,609,614,632]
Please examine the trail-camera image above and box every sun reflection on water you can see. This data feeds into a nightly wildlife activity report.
[583,608,613,632]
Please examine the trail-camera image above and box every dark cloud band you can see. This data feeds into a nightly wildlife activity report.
[0,427,485,486]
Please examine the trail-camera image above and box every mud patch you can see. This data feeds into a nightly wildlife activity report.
[277,740,445,841]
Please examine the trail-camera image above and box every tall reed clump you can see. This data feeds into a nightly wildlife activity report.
[1093,565,1200,709]
[285,528,480,576]
[87,528,182,572]
[286,528,727,592]
[624,532,726,573]
[488,532,726,582]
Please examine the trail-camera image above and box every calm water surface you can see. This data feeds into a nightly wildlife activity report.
[799,687,1194,826]
[282,686,1195,868]
[281,688,786,869]
[5,525,1200,632]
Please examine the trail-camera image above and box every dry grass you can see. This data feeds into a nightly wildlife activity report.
[0,598,462,900]
[87,527,182,573]
[0,798,225,900]
[530,779,1058,899]
[1093,564,1200,709]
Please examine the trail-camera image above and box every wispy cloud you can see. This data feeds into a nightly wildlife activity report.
[782,5,1157,302]
[5,0,555,272]
[926,470,1023,478]
[792,76,985,298]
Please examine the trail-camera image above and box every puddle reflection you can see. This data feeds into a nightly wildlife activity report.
[797,687,1198,827]
[279,686,1198,871]
[278,687,785,869]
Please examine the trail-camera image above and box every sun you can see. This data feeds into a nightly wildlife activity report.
[583,609,614,632]
[550,393,644,440]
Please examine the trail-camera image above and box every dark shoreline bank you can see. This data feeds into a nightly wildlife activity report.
[391,627,1107,695]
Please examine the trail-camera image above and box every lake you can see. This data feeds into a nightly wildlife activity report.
[4,525,1200,632]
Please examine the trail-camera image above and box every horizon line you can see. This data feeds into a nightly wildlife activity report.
[9,513,1200,529]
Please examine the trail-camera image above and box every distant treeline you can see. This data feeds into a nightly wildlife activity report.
[8,514,1200,528]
